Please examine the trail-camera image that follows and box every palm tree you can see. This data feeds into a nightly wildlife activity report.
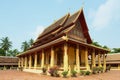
[0,48,5,56]
[21,41,29,52]
[29,38,34,47]
[7,49,19,57]
[0,37,12,56]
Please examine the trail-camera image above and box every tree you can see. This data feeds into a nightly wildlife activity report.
[0,48,5,56]
[0,37,12,56]
[92,41,102,47]
[29,38,34,47]
[111,48,120,53]
[21,41,29,52]
[7,49,19,57]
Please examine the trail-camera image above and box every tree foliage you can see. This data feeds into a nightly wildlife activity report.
[0,48,5,56]
[21,41,29,52]
[111,48,120,53]
[92,40,110,50]
[21,39,34,52]
[7,49,19,57]
[0,37,12,56]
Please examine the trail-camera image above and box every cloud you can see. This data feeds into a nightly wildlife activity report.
[91,0,120,30]
[33,25,45,39]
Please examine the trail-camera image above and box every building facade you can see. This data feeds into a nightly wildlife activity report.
[0,56,18,70]
[17,8,109,73]
[106,53,120,70]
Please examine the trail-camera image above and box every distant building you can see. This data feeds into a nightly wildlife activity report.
[106,53,120,70]
[17,8,109,74]
[0,56,18,69]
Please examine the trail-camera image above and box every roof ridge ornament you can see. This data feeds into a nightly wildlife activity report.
[62,35,68,41]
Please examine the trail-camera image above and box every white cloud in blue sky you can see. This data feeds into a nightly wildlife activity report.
[91,0,120,30]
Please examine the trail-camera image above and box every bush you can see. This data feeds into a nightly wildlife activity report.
[92,67,98,74]
[71,70,77,77]
[48,66,59,77]
[85,71,91,75]
[62,71,68,78]
[80,70,85,76]
[99,67,103,73]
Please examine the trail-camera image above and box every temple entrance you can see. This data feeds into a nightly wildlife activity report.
[56,48,63,67]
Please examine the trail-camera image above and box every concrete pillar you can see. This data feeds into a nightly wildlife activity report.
[64,43,68,71]
[76,44,80,73]
[103,53,106,71]
[98,52,102,67]
[41,50,45,68]
[92,49,96,68]
[50,47,54,67]
[29,55,32,69]
[34,53,37,69]
[85,47,89,70]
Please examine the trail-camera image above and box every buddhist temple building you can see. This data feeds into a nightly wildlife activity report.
[106,53,120,70]
[0,56,18,70]
[17,8,109,73]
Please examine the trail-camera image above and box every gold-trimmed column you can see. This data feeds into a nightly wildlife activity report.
[85,47,89,70]
[25,56,27,68]
[98,52,102,67]
[50,47,54,67]
[29,54,32,69]
[18,58,21,67]
[92,49,96,68]
[41,50,45,68]
[64,43,68,71]
[34,52,37,69]
[118,64,120,70]
[103,53,106,71]
[21,57,24,67]
[76,44,80,73]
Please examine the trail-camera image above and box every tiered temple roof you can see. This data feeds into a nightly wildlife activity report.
[18,8,109,57]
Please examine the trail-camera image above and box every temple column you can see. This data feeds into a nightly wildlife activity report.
[34,52,37,69]
[98,52,102,67]
[21,57,24,67]
[41,50,45,68]
[103,53,106,71]
[50,47,54,67]
[18,58,21,67]
[118,64,120,70]
[29,54,32,69]
[63,43,68,71]
[76,44,80,73]
[25,56,27,68]
[85,47,89,70]
[92,49,96,68]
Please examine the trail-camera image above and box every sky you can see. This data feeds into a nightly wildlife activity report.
[0,0,120,51]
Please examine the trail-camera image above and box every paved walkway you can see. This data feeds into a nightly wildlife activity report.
[0,70,120,80]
